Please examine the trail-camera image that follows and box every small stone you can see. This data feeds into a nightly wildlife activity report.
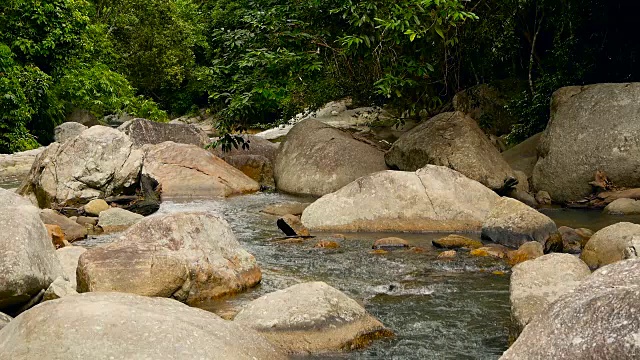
[409,247,425,253]
[437,250,457,259]
[372,237,409,250]
[492,270,506,276]
[535,190,552,205]
[45,224,68,249]
[276,214,310,237]
[314,240,340,249]
[370,249,389,255]
[432,234,483,249]
[97,208,144,233]
[471,246,507,259]
[76,216,98,226]
[506,241,544,266]
[84,199,110,216]
[40,209,88,242]
[43,277,78,301]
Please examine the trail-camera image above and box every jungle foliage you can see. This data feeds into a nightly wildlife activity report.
[1,0,638,152]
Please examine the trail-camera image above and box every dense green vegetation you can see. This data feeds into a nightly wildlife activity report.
[1,0,637,152]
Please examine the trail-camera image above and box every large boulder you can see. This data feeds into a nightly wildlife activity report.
[234,282,392,353]
[481,197,557,248]
[0,292,285,359]
[501,259,640,359]
[509,253,591,334]
[532,83,640,203]
[0,147,44,185]
[211,135,279,188]
[40,209,87,242]
[56,246,86,289]
[580,222,640,270]
[118,118,209,148]
[301,166,500,232]
[18,126,143,208]
[77,212,261,304]
[142,142,260,199]
[0,189,63,310]
[53,122,88,143]
[502,132,542,178]
[273,119,387,196]
[385,112,516,191]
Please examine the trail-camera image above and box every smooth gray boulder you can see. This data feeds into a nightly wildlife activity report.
[0,292,285,359]
[604,198,640,215]
[385,111,516,191]
[0,188,63,310]
[581,222,640,270]
[78,212,261,305]
[481,197,557,248]
[509,254,591,334]
[532,83,640,203]
[274,119,387,196]
[18,126,143,208]
[118,117,209,148]
[234,281,392,353]
[501,259,640,359]
[54,122,88,143]
[502,132,542,177]
[55,246,87,289]
[302,166,500,232]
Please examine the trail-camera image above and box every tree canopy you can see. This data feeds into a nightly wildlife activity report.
[1,0,638,153]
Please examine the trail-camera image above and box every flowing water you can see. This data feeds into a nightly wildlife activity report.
[43,191,640,359]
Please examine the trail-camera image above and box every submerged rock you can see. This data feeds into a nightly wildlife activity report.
[481,197,557,248]
[0,292,285,359]
[509,253,590,335]
[432,234,483,249]
[273,119,387,196]
[19,126,143,208]
[0,189,63,311]
[502,259,640,359]
[302,166,500,232]
[78,212,261,304]
[234,281,393,354]
[143,141,260,199]
[372,237,410,250]
[385,111,516,191]
[532,83,640,203]
[581,222,640,270]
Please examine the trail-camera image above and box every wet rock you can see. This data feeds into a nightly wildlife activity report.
[277,214,310,237]
[502,133,542,178]
[83,199,109,216]
[0,188,63,311]
[78,212,261,304]
[314,240,340,249]
[437,250,457,259]
[0,292,285,359]
[118,117,209,148]
[481,197,557,248]
[143,141,260,199]
[234,281,393,354]
[373,237,410,250]
[42,277,77,301]
[40,209,87,242]
[501,259,640,359]
[385,111,516,191]
[97,208,144,233]
[53,122,87,143]
[604,198,640,215]
[302,166,500,232]
[580,222,640,270]
[432,234,483,249]
[0,147,44,185]
[559,226,592,254]
[273,119,387,196]
[0,312,11,330]
[470,246,508,259]
[532,83,640,203]
[509,253,591,335]
[534,190,552,205]
[506,241,544,266]
[261,202,311,216]
[56,246,86,289]
[45,224,69,249]
[543,232,564,253]
[18,126,143,208]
